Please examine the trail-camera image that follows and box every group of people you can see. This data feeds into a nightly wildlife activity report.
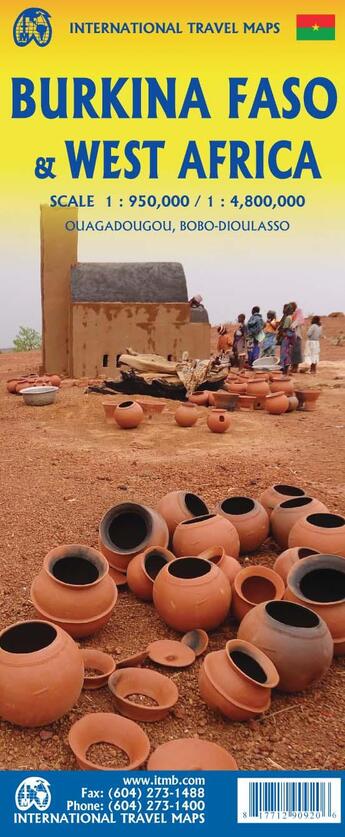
[217,304,323,375]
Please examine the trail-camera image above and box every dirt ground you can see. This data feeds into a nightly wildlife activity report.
[0,319,345,772]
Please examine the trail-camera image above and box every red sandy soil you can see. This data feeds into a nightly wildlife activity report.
[0,318,345,772]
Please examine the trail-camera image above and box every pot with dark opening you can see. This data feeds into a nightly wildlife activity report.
[153,557,231,632]
[289,513,345,558]
[232,565,285,622]
[217,496,269,553]
[99,502,169,572]
[259,484,307,518]
[199,546,241,585]
[285,553,345,655]
[238,600,333,691]
[157,490,209,538]
[31,545,117,638]
[271,497,328,550]
[273,547,320,584]
[127,546,175,601]
[114,400,144,429]
[173,513,240,559]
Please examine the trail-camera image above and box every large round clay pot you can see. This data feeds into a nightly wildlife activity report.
[0,620,84,727]
[289,512,345,558]
[265,392,289,415]
[226,380,247,395]
[217,496,269,553]
[148,738,238,770]
[259,484,307,518]
[99,502,169,572]
[273,546,320,584]
[270,377,294,395]
[238,600,333,692]
[114,400,144,429]
[188,392,209,406]
[199,639,279,720]
[232,565,285,622]
[207,409,231,433]
[175,403,198,427]
[271,497,329,550]
[108,667,179,721]
[157,490,209,538]
[153,557,232,632]
[199,546,241,585]
[68,712,150,770]
[246,379,270,398]
[126,546,174,601]
[173,513,240,559]
[298,390,321,411]
[284,554,345,655]
[31,545,117,638]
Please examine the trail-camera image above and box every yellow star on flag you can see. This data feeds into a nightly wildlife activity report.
[312,23,319,30]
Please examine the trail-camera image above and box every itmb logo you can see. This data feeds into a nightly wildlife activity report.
[15,777,51,812]
[13,8,52,46]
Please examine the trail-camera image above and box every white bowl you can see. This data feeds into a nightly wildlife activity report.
[20,386,59,406]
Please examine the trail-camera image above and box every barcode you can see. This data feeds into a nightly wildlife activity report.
[237,778,341,823]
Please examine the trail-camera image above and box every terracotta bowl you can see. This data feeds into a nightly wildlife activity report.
[147,738,238,770]
[81,648,116,689]
[116,650,148,668]
[232,565,285,622]
[108,667,179,721]
[147,639,195,668]
[181,629,209,657]
[135,399,165,416]
[68,712,150,770]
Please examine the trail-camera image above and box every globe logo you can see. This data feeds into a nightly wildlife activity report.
[13,8,52,47]
[15,777,51,812]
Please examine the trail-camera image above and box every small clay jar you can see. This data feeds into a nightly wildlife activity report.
[271,497,329,550]
[270,377,294,396]
[207,409,231,433]
[173,513,240,559]
[199,546,241,585]
[49,374,61,388]
[265,392,289,415]
[31,545,117,638]
[175,403,198,427]
[238,394,256,410]
[114,400,144,429]
[68,712,150,771]
[246,379,270,398]
[298,390,321,411]
[238,600,333,692]
[232,565,285,622]
[0,620,84,727]
[226,380,248,395]
[288,512,345,558]
[108,667,179,721]
[284,553,345,655]
[273,546,320,584]
[102,401,116,423]
[217,496,269,553]
[153,557,232,632]
[99,502,169,572]
[126,546,174,601]
[259,484,307,518]
[147,738,238,771]
[287,395,299,412]
[188,391,209,406]
[199,638,279,720]
[157,490,209,538]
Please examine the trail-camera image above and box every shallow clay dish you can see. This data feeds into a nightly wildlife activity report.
[116,650,148,668]
[147,639,195,668]
[181,629,209,657]
[82,648,116,689]
[108,567,127,587]
[68,712,150,770]
[147,738,238,770]
[108,667,179,721]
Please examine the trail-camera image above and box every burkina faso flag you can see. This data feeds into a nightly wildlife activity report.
[296,14,335,39]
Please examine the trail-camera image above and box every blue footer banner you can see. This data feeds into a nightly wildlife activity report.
[0,771,343,835]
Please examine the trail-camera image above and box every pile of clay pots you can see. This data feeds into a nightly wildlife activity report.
[7,374,61,394]
[225,370,320,415]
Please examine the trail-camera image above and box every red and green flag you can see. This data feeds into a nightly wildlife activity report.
[296,14,335,40]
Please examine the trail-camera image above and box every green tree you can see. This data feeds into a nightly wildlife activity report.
[13,326,42,352]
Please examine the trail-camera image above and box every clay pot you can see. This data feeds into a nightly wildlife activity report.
[31,545,117,638]
[269,372,285,382]
[136,399,165,417]
[181,629,209,657]
[102,401,116,423]
[265,392,289,415]
[252,372,270,381]
[270,377,294,395]
[108,667,179,721]
[212,392,238,411]
[147,639,195,668]
[232,566,285,622]
[199,546,241,585]
[68,712,150,770]
[207,409,231,433]
[117,650,148,668]
[297,390,321,411]
[271,497,329,550]
[0,620,84,727]
[127,546,174,601]
[99,502,169,572]
[285,553,345,655]
[15,380,32,393]
[157,490,209,538]
[238,600,333,692]
[273,546,320,584]
[49,375,61,387]
[175,403,198,427]
[226,380,248,395]
[259,483,307,518]
[188,391,209,406]
[7,379,20,393]
[199,639,279,720]
[114,400,144,429]
[82,648,116,689]
[153,557,232,632]
[289,513,345,557]
[287,395,299,412]
[108,567,127,587]
[148,738,238,770]
[246,379,270,398]
[173,513,240,559]
[238,394,256,410]
[217,496,269,553]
